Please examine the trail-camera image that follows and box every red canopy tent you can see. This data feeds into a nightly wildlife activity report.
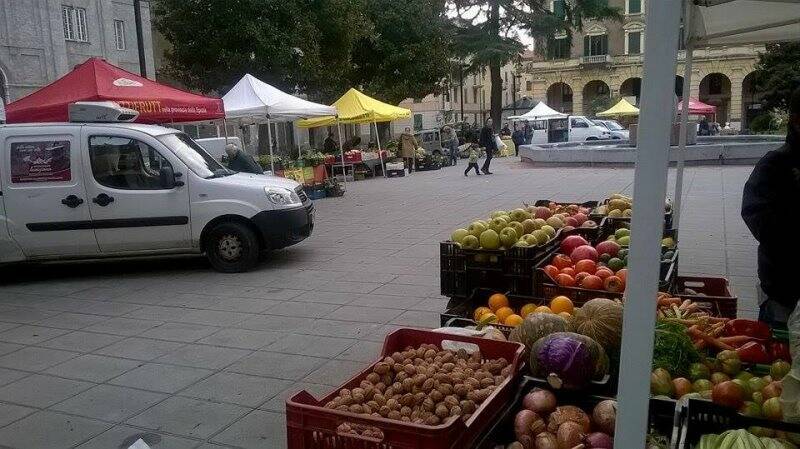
[5,58,224,124]
[676,98,717,116]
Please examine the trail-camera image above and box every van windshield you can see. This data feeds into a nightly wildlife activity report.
[157,133,233,179]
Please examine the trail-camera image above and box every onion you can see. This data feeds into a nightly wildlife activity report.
[524,389,557,415]
[515,410,540,440]
[591,400,617,435]
[557,421,585,449]
[535,432,558,449]
[507,443,525,449]
[584,432,613,448]
[547,406,591,434]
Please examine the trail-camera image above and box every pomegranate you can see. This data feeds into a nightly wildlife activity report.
[561,235,589,256]
[604,276,625,293]
[595,240,621,257]
[570,245,599,263]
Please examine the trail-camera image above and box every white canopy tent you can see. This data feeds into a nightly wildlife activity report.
[222,74,338,175]
[507,101,567,121]
[617,1,800,448]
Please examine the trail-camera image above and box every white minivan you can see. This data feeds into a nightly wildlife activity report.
[0,109,313,273]
[526,115,611,144]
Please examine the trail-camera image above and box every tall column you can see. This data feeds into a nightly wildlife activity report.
[572,88,584,115]
[729,71,744,125]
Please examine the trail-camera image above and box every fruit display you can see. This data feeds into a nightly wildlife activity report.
[524,202,599,230]
[542,236,627,293]
[503,386,617,449]
[472,293,578,328]
[591,193,672,219]
[450,208,562,251]
[601,223,676,251]
[323,343,512,425]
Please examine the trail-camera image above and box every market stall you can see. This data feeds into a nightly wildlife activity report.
[508,101,568,121]
[298,88,411,178]
[222,74,337,181]
[4,57,224,123]
[676,99,717,117]
[597,99,640,118]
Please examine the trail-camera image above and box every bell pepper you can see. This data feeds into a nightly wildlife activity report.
[724,319,772,339]
[768,340,791,361]
[735,341,773,364]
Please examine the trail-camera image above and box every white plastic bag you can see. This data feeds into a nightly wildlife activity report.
[780,303,800,422]
[494,135,506,152]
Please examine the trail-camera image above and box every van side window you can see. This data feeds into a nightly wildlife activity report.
[88,136,173,190]
[571,118,589,128]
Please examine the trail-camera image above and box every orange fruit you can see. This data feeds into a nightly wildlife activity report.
[488,293,509,312]
[534,305,553,314]
[550,296,575,315]
[520,303,538,318]
[504,314,524,327]
[495,306,515,323]
[474,307,492,321]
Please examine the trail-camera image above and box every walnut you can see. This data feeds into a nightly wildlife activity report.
[480,377,495,388]
[414,392,426,405]
[460,400,477,414]
[437,383,453,396]
[325,400,336,408]
[422,397,436,412]
[392,382,403,392]
[374,382,386,392]
[402,378,415,393]
[456,348,469,360]
[366,400,379,410]
[425,415,441,426]
[379,405,391,416]
[388,410,401,420]
[395,371,408,383]
[404,364,417,375]
[339,395,353,406]
[430,389,444,402]
[401,416,411,422]
[442,362,455,373]
[362,404,372,414]
[339,389,352,397]
[392,352,404,363]
[384,387,395,398]
[441,352,454,363]
[366,372,380,384]
[422,378,435,392]
[400,406,412,417]
[400,393,415,407]
[454,383,469,397]
[373,393,386,406]
[444,395,459,408]
[450,405,463,417]
[469,350,482,363]
[386,398,399,410]
[374,363,390,375]
[349,404,363,414]
[424,349,437,360]
[435,404,450,418]
[336,405,348,411]
[384,356,395,367]
[381,374,393,386]
[352,392,365,403]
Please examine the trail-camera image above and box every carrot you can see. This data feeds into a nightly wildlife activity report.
[687,327,734,351]
[679,299,692,311]
[717,335,756,345]
[694,339,707,350]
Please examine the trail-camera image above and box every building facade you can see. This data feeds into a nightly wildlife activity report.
[0,0,155,109]
[400,0,765,132]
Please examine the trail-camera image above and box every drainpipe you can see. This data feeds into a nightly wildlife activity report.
[134,0,147,77]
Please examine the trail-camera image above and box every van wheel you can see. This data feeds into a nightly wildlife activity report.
[586,137,599,141]
[205,222,260,273]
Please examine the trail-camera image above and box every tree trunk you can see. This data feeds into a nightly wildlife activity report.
[488,0,502,131]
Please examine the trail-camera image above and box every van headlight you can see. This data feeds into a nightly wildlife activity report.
[265,187,301,206]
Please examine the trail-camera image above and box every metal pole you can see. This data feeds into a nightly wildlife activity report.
[222,118,229,143]
[374,120,386,178]
[614,0,682,448]
[266,117,275,174]
[133,0,147,78]
[674,6,695,230]
[336,118,347,190]
[459,65,465,122]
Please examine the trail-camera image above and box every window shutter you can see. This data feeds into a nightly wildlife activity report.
[584,36,590,56]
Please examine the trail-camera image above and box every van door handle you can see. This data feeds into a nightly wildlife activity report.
[92,193,114,207]
[61,195,84,208]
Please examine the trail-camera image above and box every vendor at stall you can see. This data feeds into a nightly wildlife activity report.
[342,136,362,152]
[225,143,263,174]
[323,132,338,154]
[741,88,800,328]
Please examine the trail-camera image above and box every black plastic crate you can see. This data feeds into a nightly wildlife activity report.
[680,398,800,448]
[439,288,545,335]
[674,276,737,319]
[590,198,674,230]
[473,376,680,449]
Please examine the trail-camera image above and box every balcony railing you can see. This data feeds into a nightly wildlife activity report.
[581,54,612,65]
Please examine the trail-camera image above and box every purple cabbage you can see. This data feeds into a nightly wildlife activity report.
[536,333,595,389]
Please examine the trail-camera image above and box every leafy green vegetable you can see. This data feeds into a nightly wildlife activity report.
[652,320,701,378]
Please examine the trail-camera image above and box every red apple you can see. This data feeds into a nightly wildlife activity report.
[564,216,578,227]
[560,235,589,256]
[595,240,621,257]
[535,207,553,220]
[573,213,588,225]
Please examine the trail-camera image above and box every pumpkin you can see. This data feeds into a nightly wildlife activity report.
[570,298,623,352]
[509,313,570,349]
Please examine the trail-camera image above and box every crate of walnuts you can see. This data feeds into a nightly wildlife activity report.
[286,328,526,449]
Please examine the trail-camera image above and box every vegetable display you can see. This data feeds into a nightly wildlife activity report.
[569,298,624,351]
[530,332,609,389]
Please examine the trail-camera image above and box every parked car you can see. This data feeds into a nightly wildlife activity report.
[0,103,313,273]
[525,115,612,144]
[592,119,630,140]
[414,129,452,157]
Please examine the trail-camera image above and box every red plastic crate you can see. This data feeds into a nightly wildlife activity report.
[286,328,526,449]
[674,276,737,318]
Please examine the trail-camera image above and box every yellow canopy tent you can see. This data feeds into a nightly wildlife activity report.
[597,98,640,117]
[297,88,411,178]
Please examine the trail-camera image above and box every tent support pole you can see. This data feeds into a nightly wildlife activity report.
[614,0,682,448]
[337,119,347,190]
[266,117,275,174]
[222,118,229,143]
[674,15,695,231]
[374,120,386,178]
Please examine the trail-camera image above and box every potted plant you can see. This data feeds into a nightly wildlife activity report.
[257,154,283,171]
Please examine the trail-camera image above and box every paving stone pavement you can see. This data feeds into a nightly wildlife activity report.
[0,157,759,448]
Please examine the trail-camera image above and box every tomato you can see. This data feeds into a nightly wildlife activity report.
[574,259,597,275]
[543,265,559,280]
[552,254,574,270]
[580,275,604,290]
[560,267,576,277]
[556,273,576,287]
[595,268,614,280]
[616,268,627,282]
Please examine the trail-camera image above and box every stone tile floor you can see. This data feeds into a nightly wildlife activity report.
[0,157,759,448]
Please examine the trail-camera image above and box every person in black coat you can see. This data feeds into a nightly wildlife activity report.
[741,88,800,328]
[225,144,263,174]
[479,118,497,174]
[511,124,525,157]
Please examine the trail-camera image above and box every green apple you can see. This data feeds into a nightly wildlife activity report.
[509,208,530,222]
[532,218,547,230]
[618,235,631,246]
[499,228,518,248]
[623,209,632,217]
[662,237,676,249]
[462,234,480,249]
[490,211,507,219]
[499,215,512,224]
[532,229,549,245]
[615,228,631,239]
[607,235,616,241]
[489,217,507,233]
[608,209,623,218]
[522,219,537,234]
[451,229,469,244]
[480,229,500,250]
[468,221,488,238]
[507,222,525,239]
[540,225,556,238]
[515,240,530,247]
[521,234,538,246]
[546,216,564,229]
[477,219,489,228]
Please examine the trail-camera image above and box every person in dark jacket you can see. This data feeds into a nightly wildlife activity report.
[511,124,525,156]
[741,88,800,328]
[479,118,497,174]
[225,143,263,174]
[323,132,338,154]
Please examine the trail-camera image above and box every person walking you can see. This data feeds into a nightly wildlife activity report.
[479,118,497,174]
[523,122,533,144]
[399,127,418,174]
[442,125,459,166]
[741,88,800,329]
[464,145,481,177]
[225,143,263,174]
[511,124,525,157]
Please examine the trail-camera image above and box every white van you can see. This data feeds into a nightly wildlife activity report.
[0,112,313,273]
[526,115,611,144]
